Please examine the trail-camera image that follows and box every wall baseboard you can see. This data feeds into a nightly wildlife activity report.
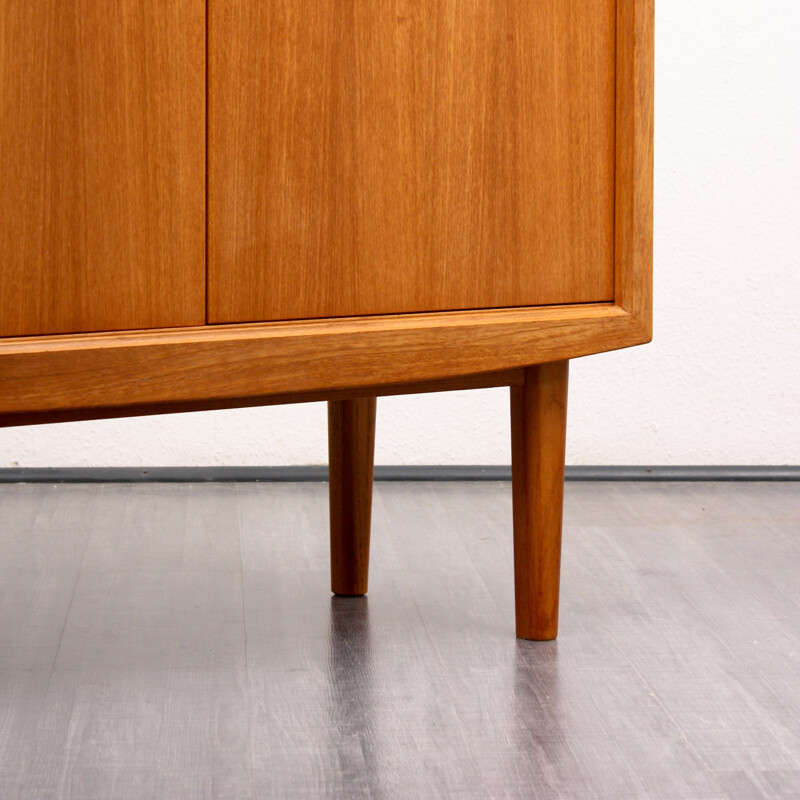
[0,466,798,483]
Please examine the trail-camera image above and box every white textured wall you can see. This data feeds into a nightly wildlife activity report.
[2,0,798,468]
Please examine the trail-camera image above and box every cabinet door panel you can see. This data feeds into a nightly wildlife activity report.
[209,0,616,323]
[0,0,205,337]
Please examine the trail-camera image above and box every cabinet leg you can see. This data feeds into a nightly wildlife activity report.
[510,362,569,640]
[328,397,377,596]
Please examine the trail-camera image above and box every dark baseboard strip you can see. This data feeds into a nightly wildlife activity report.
[565,466,800,481]
[0,466,798,483]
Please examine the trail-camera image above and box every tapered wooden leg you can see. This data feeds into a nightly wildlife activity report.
[510,361,569,640]
[328,397,377,596]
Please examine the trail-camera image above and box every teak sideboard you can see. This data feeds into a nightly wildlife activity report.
[0,0,653,639]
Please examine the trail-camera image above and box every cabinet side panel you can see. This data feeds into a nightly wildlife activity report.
[209,0,616,323]
[0,0,205,336]
[615,0,654,336]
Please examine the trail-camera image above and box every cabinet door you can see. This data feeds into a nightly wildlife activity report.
[0,1,205,337]
[209,0,616,324]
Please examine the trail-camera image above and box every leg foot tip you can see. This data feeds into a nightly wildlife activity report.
[516,627,558,641]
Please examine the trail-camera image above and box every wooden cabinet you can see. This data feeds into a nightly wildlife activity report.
[0,0,653,640]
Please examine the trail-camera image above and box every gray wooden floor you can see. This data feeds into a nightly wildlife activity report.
[0,481,798,799]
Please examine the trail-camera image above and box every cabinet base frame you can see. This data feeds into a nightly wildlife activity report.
[0,302,647,427]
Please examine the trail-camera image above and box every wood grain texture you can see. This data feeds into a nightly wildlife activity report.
[208,0,617,323]
[510,361,569,640]
[0,0,205,337]
[0,304,646,420]
[615,0,655,337]
[328,398,377,596]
